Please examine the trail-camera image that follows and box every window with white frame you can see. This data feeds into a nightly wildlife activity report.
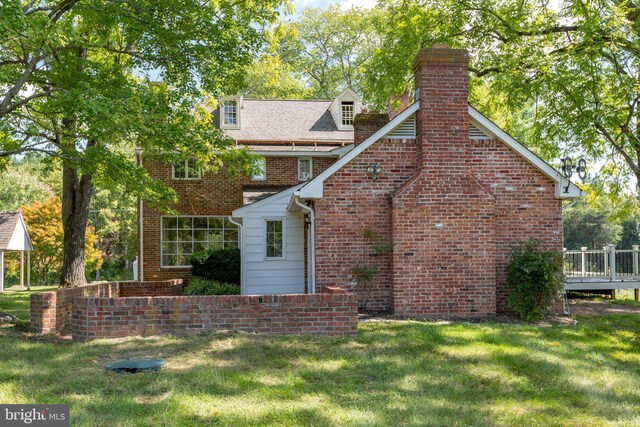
[252,157,266,180]
[172,158,201,180]
[341,101,354,126]
[222,99,238,127]
[265,219,284,258]
[161,216,238,267]
[298,158,312,181]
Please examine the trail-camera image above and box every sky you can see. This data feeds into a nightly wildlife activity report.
[291,0,377,12]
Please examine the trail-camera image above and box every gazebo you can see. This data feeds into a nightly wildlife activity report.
[0,212,33,292]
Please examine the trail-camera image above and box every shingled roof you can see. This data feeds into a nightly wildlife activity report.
[212,99,353,143]
[0,212,32,251]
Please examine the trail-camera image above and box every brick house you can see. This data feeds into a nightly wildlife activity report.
[138,45,581,317]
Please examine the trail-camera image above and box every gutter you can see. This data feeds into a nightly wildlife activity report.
[136,149,144,281]
[228,216,244,294]
[292,194,316,294]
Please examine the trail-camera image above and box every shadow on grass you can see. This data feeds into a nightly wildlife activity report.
[0,301,638,426]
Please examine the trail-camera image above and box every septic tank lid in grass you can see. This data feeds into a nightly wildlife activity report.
[106,358,165,373]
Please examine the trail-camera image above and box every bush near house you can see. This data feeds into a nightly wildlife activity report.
[507,239,564,321]
[190,247,241,285]
[184,277,240,296]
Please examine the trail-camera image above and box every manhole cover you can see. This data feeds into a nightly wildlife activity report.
[106,358,165,373]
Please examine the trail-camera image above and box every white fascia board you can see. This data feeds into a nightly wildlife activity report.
[232,184,304,217]
[298,102,420,199]
[468,106,584,199]
[251,151,340,158]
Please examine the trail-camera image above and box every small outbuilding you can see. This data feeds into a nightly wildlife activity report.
[0,211,33,291]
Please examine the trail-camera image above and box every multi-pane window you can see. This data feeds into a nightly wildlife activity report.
[161,216,238,267]
[265,220,284,258]
[341,101,354,126]
[252,157,266,180]
[172,158,201,180]
[222,100,238,126]
[298,158,312,181]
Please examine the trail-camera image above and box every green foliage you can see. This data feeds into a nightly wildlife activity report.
[367,0,640,193]
[507,239,565,321]
[273,5,382,100]
[190,247,241,286]
[184,278,240,296]
[0,158,56,211]
[242,54,310,99]
[563,198,622,249]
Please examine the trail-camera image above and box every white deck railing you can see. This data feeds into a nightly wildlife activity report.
[564,245,640,281]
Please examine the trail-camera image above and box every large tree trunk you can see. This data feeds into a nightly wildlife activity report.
[60,162,93,288]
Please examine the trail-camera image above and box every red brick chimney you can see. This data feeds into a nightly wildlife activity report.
[353,112,389,146]
[412,44,469,170]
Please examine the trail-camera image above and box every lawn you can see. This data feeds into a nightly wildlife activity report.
[0,289,639,426]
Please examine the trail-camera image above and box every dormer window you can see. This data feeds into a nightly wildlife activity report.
[341,101,354,126]
[330,88,359,130]
[220,96,241,129]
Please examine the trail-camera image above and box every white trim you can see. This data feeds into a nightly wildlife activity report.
[159,215,239,268]
[264,217,286,260]
[233,184,304,216]
[138,151,144,281]
[298,102,420,199]
[468,106,584,199]
[296,101,583,200]
[220,96,241,129]
[228,216,245,294]
[293,195,315,294]
[298,157,313,181]
[329,88,360,131]
[172,159,201,180]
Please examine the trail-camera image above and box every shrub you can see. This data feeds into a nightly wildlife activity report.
[190,247,240,285]
[184,277,240,295]
[507,239,564,321]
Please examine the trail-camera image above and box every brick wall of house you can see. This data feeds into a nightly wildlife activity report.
[140,155,336,281]
[314,137,418,312]
[469,138,563,312]
[30,280,182,334]
[391,45,498,318]
[71,289,357,340]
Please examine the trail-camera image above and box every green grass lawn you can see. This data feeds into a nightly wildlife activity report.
[0,289,639,426]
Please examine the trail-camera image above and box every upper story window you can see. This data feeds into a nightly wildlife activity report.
[252,157,266,181]
[220,96,241,129]
[298,158,312,181]
[341,101,354,126]
[172,158,201,180]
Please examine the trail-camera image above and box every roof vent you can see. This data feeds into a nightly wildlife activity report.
[387,114,416,139]
[469,123,491,139]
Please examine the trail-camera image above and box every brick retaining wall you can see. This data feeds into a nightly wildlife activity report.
[71,288,357,340]
[30,280,183,334]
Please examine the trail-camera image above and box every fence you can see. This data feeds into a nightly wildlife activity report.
[564,245,640,281]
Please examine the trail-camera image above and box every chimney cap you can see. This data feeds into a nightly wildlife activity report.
[412,45,469,72]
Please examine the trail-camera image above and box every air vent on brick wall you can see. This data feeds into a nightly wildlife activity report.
[469,122,491,139]
[387,114,416,139]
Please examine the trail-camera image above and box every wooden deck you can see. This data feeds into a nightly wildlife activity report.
[564,278,640,291]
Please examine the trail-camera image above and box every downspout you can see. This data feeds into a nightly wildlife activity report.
[228,216,244,294]
[293,196,316,294]
[136,149,144,282]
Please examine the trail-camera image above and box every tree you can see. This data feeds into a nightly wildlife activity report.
[22,196,102,285]
[276,5,382,100]
[1,0,286,286]
[242,54,310,100]
[0,158,55,211]
[563,199,622,249]
[367,0,640,193]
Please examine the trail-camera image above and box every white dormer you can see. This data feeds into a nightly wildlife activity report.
[220,95,242,130]
[329,88,360,131]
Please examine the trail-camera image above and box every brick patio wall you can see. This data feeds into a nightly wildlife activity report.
[30,280,183,334]
[71,286,357,340]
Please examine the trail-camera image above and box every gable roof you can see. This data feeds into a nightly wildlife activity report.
[212,99,354,143]
[296,102,583,200]
[0,212,33,251]
[233,184,305,216]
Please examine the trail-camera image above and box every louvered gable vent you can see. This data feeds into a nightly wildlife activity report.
[387,114,416,139]
[469,122,491,139]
